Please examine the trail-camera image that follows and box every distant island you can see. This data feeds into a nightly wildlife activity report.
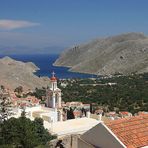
[54,32,148,76]
[0,56,50,90]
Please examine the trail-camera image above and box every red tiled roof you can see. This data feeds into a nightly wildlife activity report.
[20,103,27,107]
[73,111,82,116]
[50,76,57,81]
[106,114,148,148]
[119,111,129,115]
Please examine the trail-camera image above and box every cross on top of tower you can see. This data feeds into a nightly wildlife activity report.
[50,71,57,81]
[52,71,55,77]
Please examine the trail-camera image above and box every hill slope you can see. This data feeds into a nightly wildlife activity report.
[0,56,50,90]
[54,32,148,75]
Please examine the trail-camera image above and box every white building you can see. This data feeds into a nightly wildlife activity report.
[11,106,58,122]
[11,72,63,123]
[46,72,62,109]
[45,117,99,138]
[45,72,63,122]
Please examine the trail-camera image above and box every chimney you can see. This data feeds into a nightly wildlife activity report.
[99,113,102,121]
[86,111,90,118]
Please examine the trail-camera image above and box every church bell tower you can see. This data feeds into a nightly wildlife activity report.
[46,72,62,109]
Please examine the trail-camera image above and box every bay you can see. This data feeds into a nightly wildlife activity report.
[0,54,97,79]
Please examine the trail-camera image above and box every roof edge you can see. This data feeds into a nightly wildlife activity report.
[101,122,126,148]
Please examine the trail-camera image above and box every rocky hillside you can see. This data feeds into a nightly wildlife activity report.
[54,32,148,75]
[0,56,50,90]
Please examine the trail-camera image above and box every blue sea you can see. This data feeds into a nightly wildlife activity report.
[0,54,97,79]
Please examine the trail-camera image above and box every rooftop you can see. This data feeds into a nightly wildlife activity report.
[46,117,99,137]
[106,114,148,148]
[50,76,57,81]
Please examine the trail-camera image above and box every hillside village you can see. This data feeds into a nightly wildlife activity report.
[1,0,148,147]
[0,72,148,148]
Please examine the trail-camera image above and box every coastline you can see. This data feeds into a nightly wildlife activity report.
[0,54,97,79]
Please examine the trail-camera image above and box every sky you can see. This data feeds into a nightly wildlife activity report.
[0,0,148,54]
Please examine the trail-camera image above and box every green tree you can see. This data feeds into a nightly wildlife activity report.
[34,88,46,100]
[34,118,54,145]
[60,73,148,113]
[0,94,12,123]
[67,107,75,119]
[0,115,55,147]
[14,86,23,96]
[0,85,5,91]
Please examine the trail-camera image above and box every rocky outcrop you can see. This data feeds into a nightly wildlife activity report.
[54,32,148,75]
[0,56,50,90]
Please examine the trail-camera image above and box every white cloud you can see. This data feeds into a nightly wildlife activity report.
[0,19,39,30]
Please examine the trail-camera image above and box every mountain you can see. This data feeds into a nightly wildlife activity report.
[54,32,148,76]
[0,56,50,90]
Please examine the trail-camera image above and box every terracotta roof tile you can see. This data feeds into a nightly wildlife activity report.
[127,144,136,148]
[106,114,148,148]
